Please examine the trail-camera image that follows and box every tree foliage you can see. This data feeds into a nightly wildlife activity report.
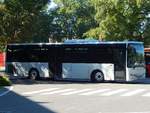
[0,0,51,51]
[51,0,97,41]
[85,0,150,43]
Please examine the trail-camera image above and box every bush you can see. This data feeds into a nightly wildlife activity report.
[0,75,11,86]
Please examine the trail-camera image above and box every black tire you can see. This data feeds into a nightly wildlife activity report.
[28,69,39,80]
[91,70,104,82]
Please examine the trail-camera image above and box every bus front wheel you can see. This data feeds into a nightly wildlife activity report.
[28,69,39,80]
[91,70,104,82]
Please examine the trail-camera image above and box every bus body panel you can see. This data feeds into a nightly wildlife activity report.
[62,63,114,81]
[6,62,49,78]
[126,67,145,81]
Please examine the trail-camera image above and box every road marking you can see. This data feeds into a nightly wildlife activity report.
[0,86,13,97]
[142,92,150,97]
[79,89,111,95]
[41,89,76,95]
[61,89,92,95]
[121,89,146,96]
[22,88,60,95]
[101,89,128,96]
[21,87,150,97]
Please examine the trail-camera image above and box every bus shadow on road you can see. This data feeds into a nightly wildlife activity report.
[10,76,150,85]
[10,77,104,85]
[0,88,57,113]
[108,78,150,85]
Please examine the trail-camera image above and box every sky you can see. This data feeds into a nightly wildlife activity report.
[48,0,57,9]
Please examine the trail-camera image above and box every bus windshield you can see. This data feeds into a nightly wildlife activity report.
[127,43,145,68]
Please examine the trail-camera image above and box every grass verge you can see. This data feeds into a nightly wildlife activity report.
[0,74,11,86]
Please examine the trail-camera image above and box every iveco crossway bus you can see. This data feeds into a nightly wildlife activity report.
[6,40,145,82]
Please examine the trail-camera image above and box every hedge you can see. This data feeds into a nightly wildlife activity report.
[0,75,11,86]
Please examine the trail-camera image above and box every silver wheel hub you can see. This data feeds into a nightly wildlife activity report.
[95,72,103,81]
[31,71,37,77]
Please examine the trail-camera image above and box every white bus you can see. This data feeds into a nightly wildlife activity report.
[6,40,145,82]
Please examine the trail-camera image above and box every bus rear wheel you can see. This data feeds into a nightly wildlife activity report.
[91,70,104,82]
[28,69,39,80]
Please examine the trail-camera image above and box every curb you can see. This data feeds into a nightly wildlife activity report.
[0,86,13,97]
[133,78,150,84]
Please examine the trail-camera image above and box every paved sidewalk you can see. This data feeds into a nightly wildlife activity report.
[0,86,13,97]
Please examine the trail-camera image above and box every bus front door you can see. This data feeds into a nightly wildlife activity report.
[113,49,126,81]
[114,64,126,81]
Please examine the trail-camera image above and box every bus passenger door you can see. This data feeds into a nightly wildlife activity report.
[114,49,126,81]
[114,64,126,81]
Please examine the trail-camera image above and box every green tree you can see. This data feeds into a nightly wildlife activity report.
[0,0,51,47]
[0,1,8,51]
[85,0,150,43]
[52,0,97,41]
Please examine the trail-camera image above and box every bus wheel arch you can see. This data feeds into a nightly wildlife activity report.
[91,70,104,82]
[28,68,40,80]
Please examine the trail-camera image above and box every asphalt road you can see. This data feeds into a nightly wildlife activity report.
[1,79,150,113]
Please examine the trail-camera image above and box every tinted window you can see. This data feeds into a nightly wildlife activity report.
[127,44,145,68]
[6,45,49,62]
[62,45,89,62]
[61,44,123,63]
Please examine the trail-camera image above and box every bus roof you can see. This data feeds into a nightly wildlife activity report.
[7,40,143,46]
[64,39,143,44]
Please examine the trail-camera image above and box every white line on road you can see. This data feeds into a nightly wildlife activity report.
[100,89,128,96]
[61,89,92,95]
[40,89,76,95]
[79,89,111,96]
[22,88,60,95]
[142,92,150,97]
[0,86,13,97]
[121,89,146,96]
